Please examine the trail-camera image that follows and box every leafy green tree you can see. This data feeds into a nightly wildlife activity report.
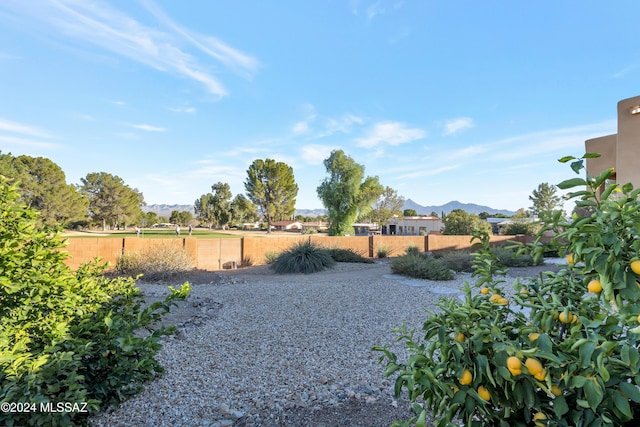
[529,182,563,217]
[245,159,298,234]
[365,186,404,226]
[442,209,491,235]
[230,194,258,226]
[403,208,418,217]
[143,211,158,226]
[195,193,215,229]
[169,210,193,226]
[210,182,232,229]
[317,150,383,236]
[0,152,88,226]
[79,172,144,231]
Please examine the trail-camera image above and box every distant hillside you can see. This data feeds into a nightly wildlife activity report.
[402,199,516,216]
[143,204,327,218]
[143,200,515,219]
[142,204,195,218]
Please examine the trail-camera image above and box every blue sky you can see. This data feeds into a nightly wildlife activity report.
[0,1,638,212]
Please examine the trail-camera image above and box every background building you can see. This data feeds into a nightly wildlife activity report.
[586,95,640,196]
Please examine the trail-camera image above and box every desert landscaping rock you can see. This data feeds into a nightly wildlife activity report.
[90,261,558,427]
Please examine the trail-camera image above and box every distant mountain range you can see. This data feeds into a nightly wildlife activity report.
[142,204,195,218]
[143,200,515,218]
[402,199,516,216]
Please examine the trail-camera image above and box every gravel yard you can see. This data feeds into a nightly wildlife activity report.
[90,261,560,427]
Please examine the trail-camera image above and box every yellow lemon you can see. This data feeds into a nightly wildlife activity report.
[480,287,490,295]
[587,279,602,293]
[497,297,509,305]
[637,314,640,323]
[456,333,465,342]
[477,385,491,401]
[631,260,640,275]
[528,333,540,342]
[559,312,572,324]
[567,253,575,265]
[489,294,501,303]
[525,358,546,380]
[551,384,562,396]
[533,412,547,427]
[507,356,522,376]
[460,369,473,385]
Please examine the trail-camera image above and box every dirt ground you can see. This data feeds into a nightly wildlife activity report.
[134,261,561,427]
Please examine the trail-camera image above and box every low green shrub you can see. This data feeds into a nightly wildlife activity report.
[391,254,454,281]
[491,245,540,267]
[405,245,421,257]
[435,250,474,272]
[377,246,390,258]
[327,247,374,263]
[116,243,194,281]
[0,177,190,427]
[272,241,335,274]
[264,251,279,264]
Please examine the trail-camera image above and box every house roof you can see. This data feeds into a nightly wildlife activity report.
[271,220,302,226]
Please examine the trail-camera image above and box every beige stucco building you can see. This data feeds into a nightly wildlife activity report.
[585,95,640,194]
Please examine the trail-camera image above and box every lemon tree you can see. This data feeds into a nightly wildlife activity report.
[374,153,640,427]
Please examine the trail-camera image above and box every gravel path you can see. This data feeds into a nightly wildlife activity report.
[90,261,559,427]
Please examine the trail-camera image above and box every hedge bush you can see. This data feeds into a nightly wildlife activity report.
[374,153,640,427]
[0,177,190,427]
[391,254,455,281]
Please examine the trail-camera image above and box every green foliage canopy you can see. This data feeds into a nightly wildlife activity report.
[316,150,383,236]
[442,209,492,235]
[79,172,144,231]
[0,151,88,227]
[365,186,404,226]
[245,158,298,233]
[529,182,563,217]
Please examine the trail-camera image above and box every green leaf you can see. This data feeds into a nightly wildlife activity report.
[620,382,640,403]
[553,395,569,417]
[570,159,584,174]
[583,152,601,159]
[584,379,604,410]
[558,155,577,163]
[613,390,632,419]
[579,342,596,368]
[558,177,587,190]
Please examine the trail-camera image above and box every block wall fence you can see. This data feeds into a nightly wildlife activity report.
[62,234,531,271]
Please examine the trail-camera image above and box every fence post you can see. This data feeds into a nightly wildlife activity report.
[369,235,374,258]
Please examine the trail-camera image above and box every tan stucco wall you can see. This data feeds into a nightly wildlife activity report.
[616,96,640,188]
[586,95,640,189]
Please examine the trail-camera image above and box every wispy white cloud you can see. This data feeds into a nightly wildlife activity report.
[169,106,196,114]
[356,121,426,147]
[612,63,637,79]
[292,121,310,135]
[397,164,462,180]
[128,123,167,132]
[0,118,59,150]
[321,114,364,136]
[109,100,126,106]
[0,118,54,139]
[140,0,260,80]
[366,1,384,20]
[5,0,259,97]
[443,117,474,135]
[300,144,337,165]
[0,135,59,149]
